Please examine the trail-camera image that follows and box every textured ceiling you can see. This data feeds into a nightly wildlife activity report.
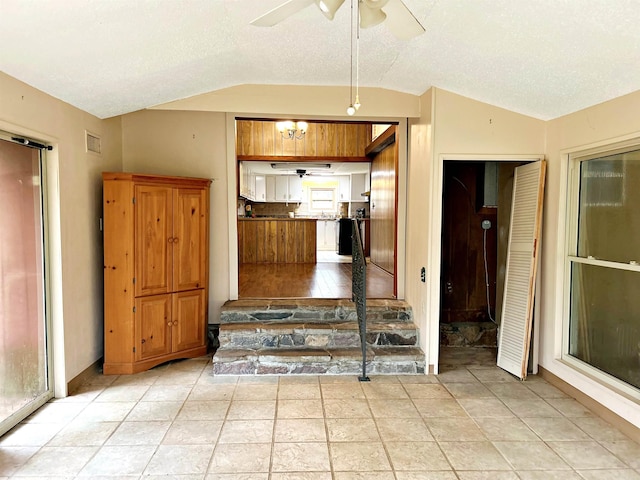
[1,0,639,120]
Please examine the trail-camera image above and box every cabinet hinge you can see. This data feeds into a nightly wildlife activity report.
[133,347,136,353]
[133,306,136,313]
[132,197,136,204]
[133,277,136,284]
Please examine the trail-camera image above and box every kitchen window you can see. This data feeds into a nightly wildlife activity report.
[309,188,336,213]
[565,145,640,392]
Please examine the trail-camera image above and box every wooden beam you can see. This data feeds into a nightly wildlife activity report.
[237,155,369,163]
[365,126,396,158]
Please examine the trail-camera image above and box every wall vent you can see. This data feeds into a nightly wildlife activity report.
[85,131,102,155]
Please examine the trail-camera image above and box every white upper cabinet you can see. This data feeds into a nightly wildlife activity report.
[265,176,276,202]
[350,173,368,202]
[254,175,266,202]
[288,176,303,202]
[337,175,350,202]
[275,176,289,202]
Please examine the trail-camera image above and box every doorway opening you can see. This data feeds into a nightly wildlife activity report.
[235,119,398,300]
[438,160,527,368]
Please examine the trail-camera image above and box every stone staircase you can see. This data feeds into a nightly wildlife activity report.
[213,299,426,375]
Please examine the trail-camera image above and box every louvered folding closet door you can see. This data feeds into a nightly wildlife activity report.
[497,160,546,379]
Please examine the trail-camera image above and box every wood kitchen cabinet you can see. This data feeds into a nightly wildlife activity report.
[238,218,316,264]
[103,172,211,374]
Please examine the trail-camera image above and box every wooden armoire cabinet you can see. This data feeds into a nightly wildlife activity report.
[102,172,211,374]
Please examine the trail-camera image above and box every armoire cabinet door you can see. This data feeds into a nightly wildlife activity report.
[135,294,172,361]
[172,289,206,352]
[135,185,173,296]
[173,188,208,292]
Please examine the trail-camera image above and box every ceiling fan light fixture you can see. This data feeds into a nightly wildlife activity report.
[359,3,386,28]
[315,0,345,20]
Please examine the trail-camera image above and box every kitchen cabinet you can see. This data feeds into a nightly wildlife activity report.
[337,175,350,202]
[238,218,316,263]
[239,163,256,200]
[317,219,337,251]
[102,172,210,374]
[254,175,266,202]
[288,175,304,202]
[239,162,247,198]
[350,173,368,202]
[265,176,276,202]
[275,176,289,202]
[273,175,304,202]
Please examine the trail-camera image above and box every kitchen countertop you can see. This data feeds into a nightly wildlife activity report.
[238,217,318,221]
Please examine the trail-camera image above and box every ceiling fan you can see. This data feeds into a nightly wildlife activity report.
[251,0,425,40]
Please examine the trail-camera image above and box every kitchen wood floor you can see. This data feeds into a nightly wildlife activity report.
[238,260,394,299]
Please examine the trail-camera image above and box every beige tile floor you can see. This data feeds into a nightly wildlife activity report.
[1,353,640,479]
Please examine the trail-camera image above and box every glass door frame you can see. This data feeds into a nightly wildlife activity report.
[0,132,54,437]
[562,138,640,401]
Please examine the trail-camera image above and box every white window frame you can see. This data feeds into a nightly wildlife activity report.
[309,187,336,213]
[562,139,640,400]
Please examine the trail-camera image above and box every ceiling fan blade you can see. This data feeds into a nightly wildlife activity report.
[360,3,386,28]
[362,0,390,9]
[382,0,425,40]
[250,0,316,27]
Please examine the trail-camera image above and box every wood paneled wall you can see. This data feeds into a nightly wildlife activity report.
[369,131,397,277]
[238,218,316,264]
[440,162,498,324]
[236,120,371,158]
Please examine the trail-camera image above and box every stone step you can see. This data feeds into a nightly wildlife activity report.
[220,299,413,325]
[212,347,426,375]
[218,321,419,350]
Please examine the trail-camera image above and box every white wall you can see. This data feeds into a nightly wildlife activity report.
[0,72,123,395]
[120,109,229,322]
[542,89,640,427]
[152,84,420,119]
[406,89,434,370]
[421,88,547,372]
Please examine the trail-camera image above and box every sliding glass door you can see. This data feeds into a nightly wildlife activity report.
[0,137,51,435]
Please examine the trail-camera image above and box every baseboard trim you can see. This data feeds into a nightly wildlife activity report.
[67,358,102,395]
[539,365,640,443]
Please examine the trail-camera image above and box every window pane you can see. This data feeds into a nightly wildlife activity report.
[309,188,335,213]
[577,150,640,263]
[569,262,640,389]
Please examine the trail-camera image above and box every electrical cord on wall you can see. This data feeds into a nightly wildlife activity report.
[483,227,497,324]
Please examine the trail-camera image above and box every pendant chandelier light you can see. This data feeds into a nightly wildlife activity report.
[346,0,361,116]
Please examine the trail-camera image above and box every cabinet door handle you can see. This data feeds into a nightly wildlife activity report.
[173,321,178,326]
[167,322,172,326]
[173,237,179,244]
[168,237,174,244]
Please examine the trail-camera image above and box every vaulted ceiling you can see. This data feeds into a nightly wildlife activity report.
[1,0,639,120]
